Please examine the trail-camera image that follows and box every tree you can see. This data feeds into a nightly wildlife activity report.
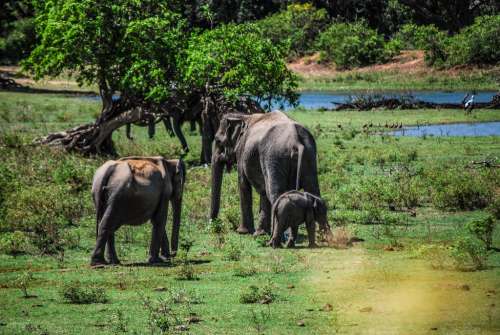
[179,23,298,162]
[24,1,298,159]
[24,0,187,155]
[400,0,499,33]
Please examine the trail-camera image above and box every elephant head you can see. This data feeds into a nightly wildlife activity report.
[306,193,331,234]
[210,113,247,219]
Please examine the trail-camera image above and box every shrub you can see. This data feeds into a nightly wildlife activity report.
[316,21,395,69]
[446,15,500,66]
[466,215,496,250]
[394,23,443,50]
[142,296,183,334]
[429,168,494,211]
[0,231,30,255]
[3,184,84,254]
[223,238,242,261]
[15,271,35,298]
[239,282,276,304]
[0,18,36,64]
[61,282,108,304]
[417,244,454,270]
[233,263,258,277]
[451,236,489,271]
[256,3,328,58]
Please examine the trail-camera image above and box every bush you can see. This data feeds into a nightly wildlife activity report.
[239,282,276,304]
[0,231,30,255]
[222,238,242,261]
[395,23,443,50]
[316,21,396,69]
[429,168,495,211]
[256,3,328,58]
[61,282,108,304]
[466,215,496,250]
[451,236,489,271]
[446,15,500,66]
[0,18,36,64]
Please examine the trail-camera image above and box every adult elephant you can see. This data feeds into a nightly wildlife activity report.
[90,156,185,266]
[210,111,320,235]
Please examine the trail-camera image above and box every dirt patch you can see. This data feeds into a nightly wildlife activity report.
[306,246,500,334]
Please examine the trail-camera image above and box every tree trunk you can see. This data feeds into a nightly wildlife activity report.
[34,106,149,156]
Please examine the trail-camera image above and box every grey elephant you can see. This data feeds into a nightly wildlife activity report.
[90,156,185,266]
[268,190,332,248]
[210,111,321,235]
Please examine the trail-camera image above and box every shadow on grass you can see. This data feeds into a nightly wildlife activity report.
[123,259,211,268]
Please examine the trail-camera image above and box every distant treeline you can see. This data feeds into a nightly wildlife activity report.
[1,0,499,66]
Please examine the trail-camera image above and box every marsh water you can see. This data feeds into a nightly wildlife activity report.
[391,121,500,137]
[288,90,498,110]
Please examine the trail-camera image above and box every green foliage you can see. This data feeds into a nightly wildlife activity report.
[445,15,500,66]
[451,235,489,271]
[15,271,34,298]
[428,168,495,211]
[316,21,396,69]
[222,238,242,261]
[395,23,443,50]
[142,295,184,334]
[0,231,30,255]
[61,282,108,304]
[239,282,277,304]
[3,184,83,254]
[181,23,298,107]
[24,0,186,102]
[255,3,329,58]
[465,215,496,250]
[0,18,36,64]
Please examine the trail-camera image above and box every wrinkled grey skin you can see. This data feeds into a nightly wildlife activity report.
[90,157,185,266]
[268,191,331,248]
[210,111,320,235]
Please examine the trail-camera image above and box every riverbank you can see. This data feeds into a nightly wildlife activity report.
[290,51,500,91]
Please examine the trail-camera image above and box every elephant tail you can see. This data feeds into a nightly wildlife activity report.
[295,143,304,190]
[93,162,117,237]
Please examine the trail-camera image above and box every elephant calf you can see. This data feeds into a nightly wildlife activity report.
[268,191,332,248]
[90,156,185,266]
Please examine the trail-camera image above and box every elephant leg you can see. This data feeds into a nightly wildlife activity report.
[147,117,155,139]
[286,225,299,248]
[190,120,196,133]
[91,208,114,266]
[238,174,255,234]
[201,119,213,165]
[149,202,168,264]
[163,117,175,138]
[159,229,170,260]
[255,194,271,236]
[172,115,189,153]
[125,123,133,140]
[105,232,120,265]
[268,218,284,249]
[306,221,318,248]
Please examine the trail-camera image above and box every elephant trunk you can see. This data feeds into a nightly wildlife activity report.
[171,198,181,256]
[170,160,185,256]
[210,157,224,220]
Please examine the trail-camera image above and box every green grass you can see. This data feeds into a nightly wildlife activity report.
[0,92,499,334]
[296,68,500,91]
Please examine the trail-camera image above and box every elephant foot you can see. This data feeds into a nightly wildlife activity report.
[148,256,170,264]
[237,225,254,235]
[107,258,121,266]
[308,242,318,249]
[285,240,296,248]
[267,239,282,249]
[253,228,268,237]
[90,258,108,267]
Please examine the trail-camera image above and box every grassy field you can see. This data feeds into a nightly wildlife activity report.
[0,91,499,334]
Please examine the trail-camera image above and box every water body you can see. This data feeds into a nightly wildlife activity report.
[288,90,498,110]
[391,121,500,137]
[83,90,498,110]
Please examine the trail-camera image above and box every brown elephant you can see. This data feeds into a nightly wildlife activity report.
[268,190,332,248]
[90,156,185,266]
